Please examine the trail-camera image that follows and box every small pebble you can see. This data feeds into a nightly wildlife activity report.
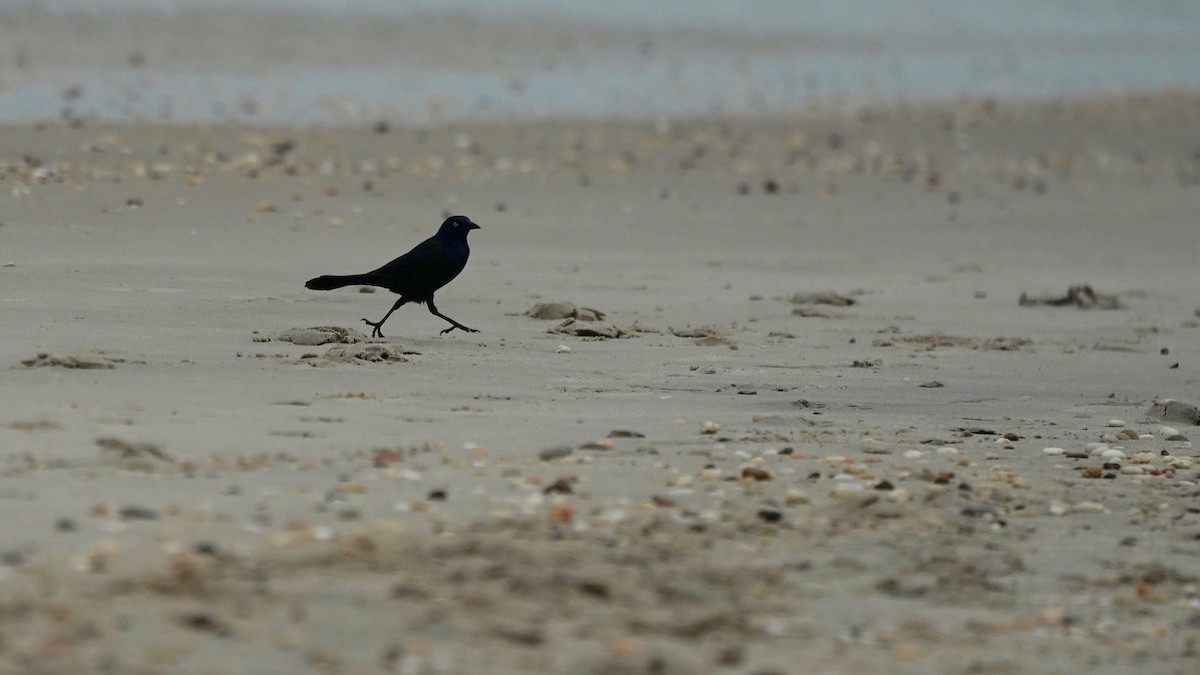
[556,345,571,354]
[1107,419,1126,428]
[741,467,773,481]
[831,482,865,499]
[936,446,958,455]
[757,509,783,523]
[1100,448,1127,460]
[118,506,160,521]
[607,429,645,438]
[902,450,924,459]
[546,503,575,525]
[538,446,573,462]
[1071,501,1107,514]
[194,541,219,556]
[543,479,574,495]
[1042,447,1065,456]
[785,489,809,505]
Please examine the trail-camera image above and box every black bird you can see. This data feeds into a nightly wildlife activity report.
[305,215,481,338]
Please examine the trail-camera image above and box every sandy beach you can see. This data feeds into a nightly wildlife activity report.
[2,86,1200,674]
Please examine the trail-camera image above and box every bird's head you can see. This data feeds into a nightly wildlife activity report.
[439,215,480,237]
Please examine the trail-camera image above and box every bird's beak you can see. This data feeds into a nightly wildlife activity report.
[467,222,481,230]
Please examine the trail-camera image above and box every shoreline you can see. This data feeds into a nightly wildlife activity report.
[6,85,1200,130]
[4,6,1199,127]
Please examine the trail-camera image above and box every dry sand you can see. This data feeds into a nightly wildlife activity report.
[1,93,1200,674]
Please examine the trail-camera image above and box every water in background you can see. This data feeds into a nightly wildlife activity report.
[2,0,1198,125]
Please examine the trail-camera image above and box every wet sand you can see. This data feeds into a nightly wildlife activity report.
[1,94,1200,674]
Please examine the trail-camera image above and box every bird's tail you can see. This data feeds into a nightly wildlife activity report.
[304,273,378,291]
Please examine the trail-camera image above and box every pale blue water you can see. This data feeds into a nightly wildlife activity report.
[23,0,1200,41]
[3,0,1199,125]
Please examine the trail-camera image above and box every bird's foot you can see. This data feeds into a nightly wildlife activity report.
[439,323,479,335]
[361,318,385,338]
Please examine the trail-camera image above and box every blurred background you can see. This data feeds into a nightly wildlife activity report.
[1,0,1198,126]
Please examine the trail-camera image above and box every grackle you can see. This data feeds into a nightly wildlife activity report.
[305,215,480,337]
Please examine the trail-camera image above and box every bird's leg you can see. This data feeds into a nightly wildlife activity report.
[427,299,479,335]
[362,298,407,338]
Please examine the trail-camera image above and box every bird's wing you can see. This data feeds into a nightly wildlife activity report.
[368,235,467,295]
[373,235,447,277]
